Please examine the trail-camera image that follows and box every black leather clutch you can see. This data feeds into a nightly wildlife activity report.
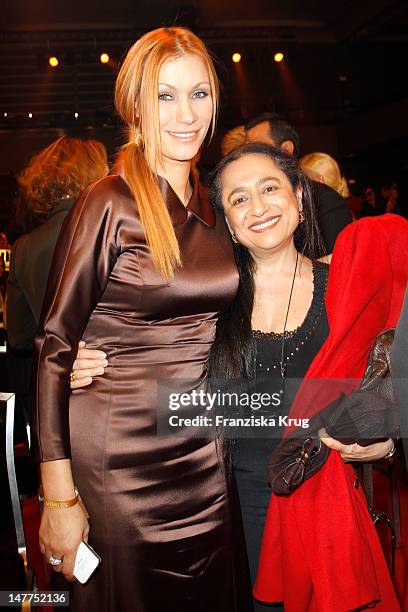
[268,329,398,495]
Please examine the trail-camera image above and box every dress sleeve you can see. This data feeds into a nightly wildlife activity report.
[6,237,38,350]
[31,179,121,462]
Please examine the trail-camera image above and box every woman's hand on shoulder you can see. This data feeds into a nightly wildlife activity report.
[319,429,393,462]
[70,341,108,389]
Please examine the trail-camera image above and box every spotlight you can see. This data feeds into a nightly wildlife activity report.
[49,56,59,68]
[274,52,284,63]
[100,53,110,64]
[3,112,7,118]
[232,52,241,63]
[28,113,33,119]
[74,112,79,119]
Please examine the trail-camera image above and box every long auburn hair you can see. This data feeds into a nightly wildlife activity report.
[115,27,219,278]
[18,136,108,218]
[208,143,325,382]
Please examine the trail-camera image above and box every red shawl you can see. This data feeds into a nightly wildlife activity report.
[254,214,408,611]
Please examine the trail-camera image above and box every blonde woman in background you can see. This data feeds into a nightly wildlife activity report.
[300,151,349,198]
[31,27,250,612]
[221,124,246,156]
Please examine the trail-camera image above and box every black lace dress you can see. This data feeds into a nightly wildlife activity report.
[233,261,329,610]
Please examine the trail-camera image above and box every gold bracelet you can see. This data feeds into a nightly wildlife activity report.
[44,488,78,509]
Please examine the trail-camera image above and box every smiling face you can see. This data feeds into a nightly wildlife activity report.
[220,153,302,257]
[157,54,213,167]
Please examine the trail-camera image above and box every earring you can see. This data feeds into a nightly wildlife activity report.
[299,210,305,223]
[133,126,143,148]
[231,232,239,244]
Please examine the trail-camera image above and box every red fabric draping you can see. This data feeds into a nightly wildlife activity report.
[254,215,408,611]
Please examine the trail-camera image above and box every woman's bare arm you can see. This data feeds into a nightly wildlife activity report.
[320,430,393,462]
[39,460,89,580]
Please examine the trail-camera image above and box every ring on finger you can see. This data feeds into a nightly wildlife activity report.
[70,370,77,382]
[48,555,63,566]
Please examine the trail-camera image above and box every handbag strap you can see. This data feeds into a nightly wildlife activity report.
[390,461,401,547]
[362,463,374,510]
[361,460,401,576]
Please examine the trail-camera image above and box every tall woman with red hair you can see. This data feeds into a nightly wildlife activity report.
[32,28,250,612]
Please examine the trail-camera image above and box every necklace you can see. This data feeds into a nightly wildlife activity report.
[279,251,299,390]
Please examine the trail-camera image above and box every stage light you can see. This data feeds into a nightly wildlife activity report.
[49,56,59,68]
[274,52,284,63]
[28,113,33,119]
[3,112,7,117]
[232,52,241,63]
[100,53,110,64]
[74,112,79,118]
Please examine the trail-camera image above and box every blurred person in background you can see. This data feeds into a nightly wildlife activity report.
[299,151,349,199]
[7,136,109,350]
[345,184,362,220]
[360,186,384,218]
[5,137,108,498]
[383,182,402,215]
[221,124,246,156]
[380,184,390,204]
[245,113,352,260]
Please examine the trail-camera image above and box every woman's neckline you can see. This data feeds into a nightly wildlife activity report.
[252,261,327,340]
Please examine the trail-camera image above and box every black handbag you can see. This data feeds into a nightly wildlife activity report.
[268,329,398,496]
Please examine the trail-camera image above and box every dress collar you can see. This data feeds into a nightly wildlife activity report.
[113,159,215,228]
[157,173,216,228]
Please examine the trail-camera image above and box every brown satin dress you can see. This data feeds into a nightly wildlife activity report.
[32,173,251,611]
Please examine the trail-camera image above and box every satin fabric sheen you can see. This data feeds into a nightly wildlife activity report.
[32,173,252,611]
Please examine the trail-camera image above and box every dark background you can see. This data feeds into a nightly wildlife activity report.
[1,0,408,229]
